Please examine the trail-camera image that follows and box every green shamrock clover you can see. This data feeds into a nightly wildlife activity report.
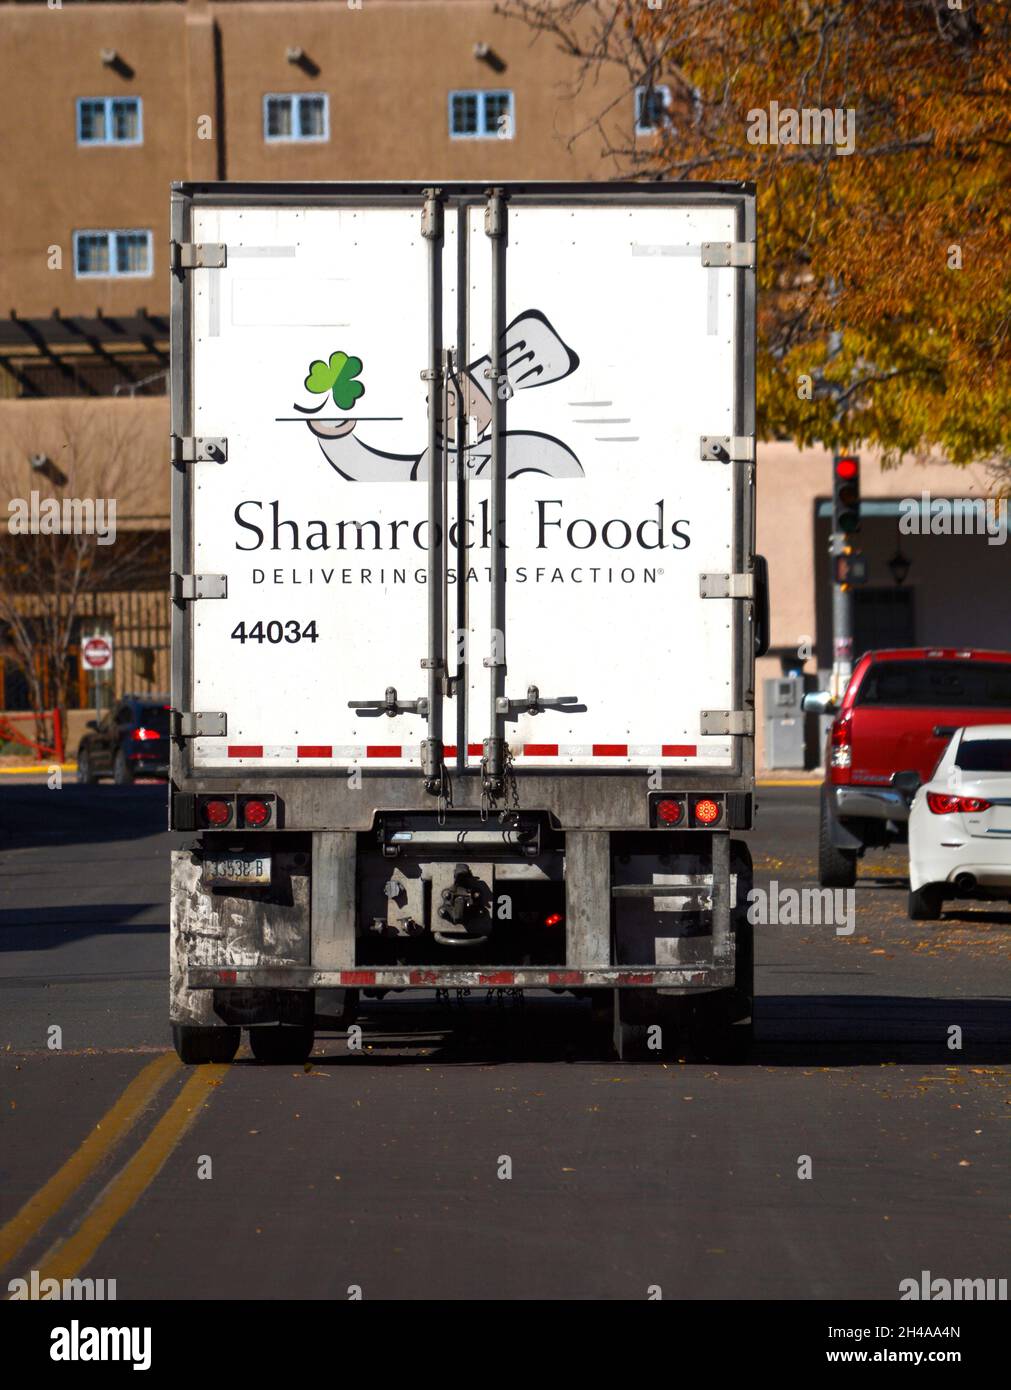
[305,351,365,411]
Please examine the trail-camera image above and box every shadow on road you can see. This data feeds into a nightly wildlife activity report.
[288,992,1011,1067]
[0,904,166,952]
[0,784,169,852]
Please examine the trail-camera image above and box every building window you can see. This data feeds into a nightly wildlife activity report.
[73,230,153,278]
[449,90,514,139]
[77,97,143,146]
[263,94,329,143]
[635,85,671,135]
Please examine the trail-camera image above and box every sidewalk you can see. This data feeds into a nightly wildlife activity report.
[757,767,824,786]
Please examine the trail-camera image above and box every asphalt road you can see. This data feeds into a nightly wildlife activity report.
[1,782,1008,1300]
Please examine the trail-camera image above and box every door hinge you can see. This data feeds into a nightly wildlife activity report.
[701,709,755,737]
[700,572,755,600]
[421,188,444,240]
[700,435,754,463]
[171,572,228,601]
[172,711,227,738]
[170,435,228,464]
[170,241,227,270]
[701,240,756,269]
[484,188,507,237]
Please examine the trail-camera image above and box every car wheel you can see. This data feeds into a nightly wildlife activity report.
[113,749,134,786]
[171,1023,240,1065]
[819,795,857,888]
[908,884,944,921]
[76,749,97,785]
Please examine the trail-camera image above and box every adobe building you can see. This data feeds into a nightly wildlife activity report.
[1,0,1006,766]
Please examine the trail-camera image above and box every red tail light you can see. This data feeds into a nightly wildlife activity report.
[241,798,271,828]
[655,798,683,825]
[927,792,991,815]
[201,798,232,827]
[131,727,161,741]
[544,912,563,927]
[692,797,721,825]
[829,712,852,783]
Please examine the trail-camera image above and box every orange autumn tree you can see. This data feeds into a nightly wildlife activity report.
[501,0,1011,470]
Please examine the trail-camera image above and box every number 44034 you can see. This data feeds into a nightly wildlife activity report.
[230,620,319,644]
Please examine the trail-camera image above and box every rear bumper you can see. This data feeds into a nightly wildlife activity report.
[187,965,735,990]
[829,783,909,823]
[911,841,1011,892]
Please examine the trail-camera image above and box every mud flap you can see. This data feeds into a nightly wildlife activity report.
[169,847,312,1027]
[822,784,864,850]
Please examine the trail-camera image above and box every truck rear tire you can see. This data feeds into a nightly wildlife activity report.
[249,1024,315,1065]
[689,994,753,1062]
[172,1023,240,1065]
[819,796,857,888]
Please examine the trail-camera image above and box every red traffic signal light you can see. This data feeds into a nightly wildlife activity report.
[833,454,861,534]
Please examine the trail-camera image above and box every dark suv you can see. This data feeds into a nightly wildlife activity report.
[76,695,171,785]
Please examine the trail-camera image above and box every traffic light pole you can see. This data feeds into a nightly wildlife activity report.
[829,453,860,703]
[830,528,854,703]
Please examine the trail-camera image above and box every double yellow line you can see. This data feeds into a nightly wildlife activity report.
[1,1053,228,1289]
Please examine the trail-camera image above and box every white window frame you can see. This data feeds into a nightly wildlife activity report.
[73,229,154,279]
[76,96,144,147]
[448,90,515,140]
[263,93,330,144]
[634,84,672,136]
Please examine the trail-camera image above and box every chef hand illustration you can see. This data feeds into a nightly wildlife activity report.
[300,311,584,482]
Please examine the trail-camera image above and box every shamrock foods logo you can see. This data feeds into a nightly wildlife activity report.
[286,311,585,483]
[303,351,365,411]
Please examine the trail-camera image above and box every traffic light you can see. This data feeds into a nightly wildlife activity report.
[832,454,861,534]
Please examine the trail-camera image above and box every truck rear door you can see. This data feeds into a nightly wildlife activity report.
[462,193,750,772]
[174,186,753,781]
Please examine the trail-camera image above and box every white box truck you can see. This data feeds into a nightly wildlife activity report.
[168,180,767,1063]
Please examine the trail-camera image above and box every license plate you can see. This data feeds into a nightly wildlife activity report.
[203,853,271,887]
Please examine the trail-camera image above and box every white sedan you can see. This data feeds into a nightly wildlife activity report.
[904,724,1011,920]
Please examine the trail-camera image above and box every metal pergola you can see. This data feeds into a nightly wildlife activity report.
[0,309,169,397]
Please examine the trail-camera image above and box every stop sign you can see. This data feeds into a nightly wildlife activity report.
[82,635,113,671]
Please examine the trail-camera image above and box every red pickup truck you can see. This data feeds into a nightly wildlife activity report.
[819,648,1011,886]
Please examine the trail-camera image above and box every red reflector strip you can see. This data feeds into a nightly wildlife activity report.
[340,970,376,986]
[548,971,583,986]
[662,744,697,757]
[592,743,627,756]
[618,972,654,985]
[409,969,440,986]
[523,744,558,756]
[444,746,457,757]
[228,746,263,758]
[366,746,402,758]
[297,745,332,758]
[217,970,237,984]
[443,745,483,757]
[478,971,515,986]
